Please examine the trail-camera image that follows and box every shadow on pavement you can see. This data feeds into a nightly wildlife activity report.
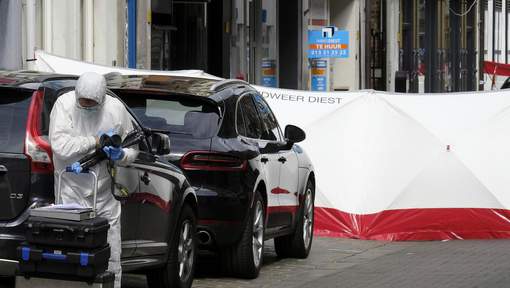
[195,241,281,279]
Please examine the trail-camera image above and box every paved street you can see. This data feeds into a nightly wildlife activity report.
[124,237,510,288]
[3,237,510,288]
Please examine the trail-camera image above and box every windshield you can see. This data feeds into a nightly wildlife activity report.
[117,91,220,139]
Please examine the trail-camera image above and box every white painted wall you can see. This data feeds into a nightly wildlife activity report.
[386,0,400,92]
[20,0,125,69]
[93,0,122,66]
[330,0,359,91]
[0,0,22,70]
[483,0,509,90]
[48,0,82,60]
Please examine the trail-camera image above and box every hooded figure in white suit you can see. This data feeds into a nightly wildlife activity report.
[49,72,138,288]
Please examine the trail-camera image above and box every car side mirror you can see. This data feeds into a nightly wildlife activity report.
[284,125,306,144]
[151,133,171,155]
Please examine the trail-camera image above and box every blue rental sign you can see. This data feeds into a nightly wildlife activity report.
[308,26,349,59]
[261,59,277,88]
[310,59,327,91]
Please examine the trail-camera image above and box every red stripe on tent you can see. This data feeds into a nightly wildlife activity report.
[484,61,510,77]
[314,207,510,241]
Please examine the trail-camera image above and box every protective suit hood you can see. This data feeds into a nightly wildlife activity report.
[75,72,106,108]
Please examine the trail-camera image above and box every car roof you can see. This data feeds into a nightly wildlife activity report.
[0,70,77,88]
[105,74,221,96]
[0,71,255,100]
[105,73,254,99]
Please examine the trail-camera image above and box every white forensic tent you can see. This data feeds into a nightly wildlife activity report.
[259,87,510,240]
[31,50,510,240]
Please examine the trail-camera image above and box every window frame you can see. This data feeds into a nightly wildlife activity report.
[251,92,284,143]
[235,93,263,140]
[235,92,284,144]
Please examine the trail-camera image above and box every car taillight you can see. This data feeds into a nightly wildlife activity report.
[25,89,53,174]
[180,151,247,172]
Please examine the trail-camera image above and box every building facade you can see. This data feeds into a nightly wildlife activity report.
[2,0,509,92]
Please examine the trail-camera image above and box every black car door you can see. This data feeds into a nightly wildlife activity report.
[132,159,176,257]
[238,93,285,228]
[250,93,297,227]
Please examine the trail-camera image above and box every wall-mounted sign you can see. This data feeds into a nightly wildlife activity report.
[261,58,277,88]
[308,26,349,59]
[310,59,327,91]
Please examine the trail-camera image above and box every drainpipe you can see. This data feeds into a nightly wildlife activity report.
[84,0,94,62]
[128,0,137,68]
[26,0,36,69]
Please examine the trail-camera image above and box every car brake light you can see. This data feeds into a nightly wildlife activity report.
[25,90,53,173]
[180,151,247,172]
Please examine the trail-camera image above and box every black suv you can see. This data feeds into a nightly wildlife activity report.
[0,71,198,288]
[107,75,316,279]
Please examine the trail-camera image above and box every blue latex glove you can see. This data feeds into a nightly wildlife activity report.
[70,162,82,174]
[103,146,125,161]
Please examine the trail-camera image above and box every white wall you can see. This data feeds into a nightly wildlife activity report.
[45,0,82,60]
[330,0,359,91]
[21,0,125,69]
[483,0,509,90]
[0,0,22,70]
[386,0,400,92]
[93,0,123,66]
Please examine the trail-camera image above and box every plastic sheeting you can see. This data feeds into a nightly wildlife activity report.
[259,87,510,241]
[314,207,510,240]
[32,50,221,80]
[484,61,510,77]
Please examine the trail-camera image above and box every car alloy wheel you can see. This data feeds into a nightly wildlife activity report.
[146,205,196,288]
[252,199,264,268]
[178,219,195,282]
[274,178,315,259]
[303,187,314,248]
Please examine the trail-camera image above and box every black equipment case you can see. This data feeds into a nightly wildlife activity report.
[18,169,111,279]
[17,244,110,278]
[25,169,109,248]
[25,216,109,249]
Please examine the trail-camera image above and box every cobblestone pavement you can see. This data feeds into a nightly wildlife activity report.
[3,237,510,288]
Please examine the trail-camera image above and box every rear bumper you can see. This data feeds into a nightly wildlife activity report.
[0,206,32,276]
[195,187,250,248]
[197,221,243,248]
[0,235,24,276]
[0,258,18,276]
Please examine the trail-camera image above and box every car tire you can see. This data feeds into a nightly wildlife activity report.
[146,205,197,288]
[221,191,265,279]
[274,179,314,258]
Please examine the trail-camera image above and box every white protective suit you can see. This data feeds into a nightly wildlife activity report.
[49,72,138,288]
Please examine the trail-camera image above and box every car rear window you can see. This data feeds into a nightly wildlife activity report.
[0,88,33,153]
[117,91,220,139]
